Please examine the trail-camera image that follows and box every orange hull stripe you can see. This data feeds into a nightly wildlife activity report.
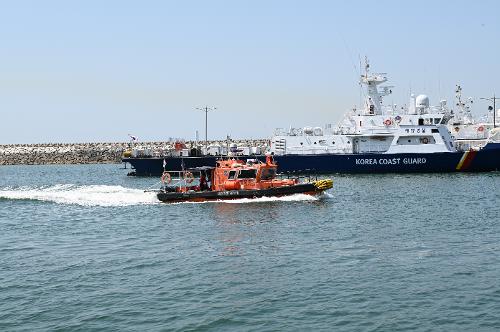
[456,150,477,171]
[461,150,477,170]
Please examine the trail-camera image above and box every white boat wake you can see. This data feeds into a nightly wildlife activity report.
[173,192,329,205]
[0,184,158,207]
[219,193,319,204]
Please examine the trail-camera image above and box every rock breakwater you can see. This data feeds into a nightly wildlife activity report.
[0,139,269,165]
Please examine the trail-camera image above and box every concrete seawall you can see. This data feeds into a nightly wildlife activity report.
[0,140,269,165]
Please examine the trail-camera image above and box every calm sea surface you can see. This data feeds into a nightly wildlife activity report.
[1,164,499,331]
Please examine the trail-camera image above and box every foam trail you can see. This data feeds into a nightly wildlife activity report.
[224,193,319,204]
[173,193,321,205]
[321,191,334,199]
[0,185,158,207]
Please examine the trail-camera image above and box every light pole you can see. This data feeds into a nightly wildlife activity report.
[196,106,217,151]
[480,94,498,128]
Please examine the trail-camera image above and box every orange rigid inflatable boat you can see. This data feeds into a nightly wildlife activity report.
[156,156,333,203]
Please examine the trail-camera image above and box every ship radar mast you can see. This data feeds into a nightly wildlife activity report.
[360,57,393,115]
[454,85,474,124]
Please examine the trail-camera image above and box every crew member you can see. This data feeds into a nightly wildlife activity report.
[200,174,209,191]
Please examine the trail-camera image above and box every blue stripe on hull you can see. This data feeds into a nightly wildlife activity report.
[123,143,500,176]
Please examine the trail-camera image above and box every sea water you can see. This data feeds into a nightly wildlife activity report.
[1,164,499,331]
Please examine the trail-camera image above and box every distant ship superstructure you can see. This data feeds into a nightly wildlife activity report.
[447,85,498,151]
[271,60,456,156]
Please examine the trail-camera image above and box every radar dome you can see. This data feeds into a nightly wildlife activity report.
[303,127,313,135]
[415,94,430,108]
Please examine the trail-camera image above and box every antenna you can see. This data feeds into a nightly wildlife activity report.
[196,106,217,152]
[437,66,442,101]
[358,55,362,108]
[480,94,499,128]
[364,56,370,77]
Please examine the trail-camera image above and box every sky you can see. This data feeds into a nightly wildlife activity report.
[0,0,499,143]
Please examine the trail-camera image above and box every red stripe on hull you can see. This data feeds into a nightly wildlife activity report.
[460,150,478,170]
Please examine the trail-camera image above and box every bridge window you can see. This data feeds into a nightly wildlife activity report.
[260,168,276,180]
[238,169,257,179]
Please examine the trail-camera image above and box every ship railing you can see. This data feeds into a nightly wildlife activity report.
[357,128,397,135]
[336,127,357,135]
[144,168,213,193]
[454,140,488,152]
[453,132,489,140]
[274,128,288,136]
[277,170,320,183]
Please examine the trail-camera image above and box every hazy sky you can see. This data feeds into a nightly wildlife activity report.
[1,0,499,143]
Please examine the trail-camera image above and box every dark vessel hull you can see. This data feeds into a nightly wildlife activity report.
[124,143,500,176]
[157,183,321,203]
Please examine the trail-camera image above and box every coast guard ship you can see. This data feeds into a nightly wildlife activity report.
[123,62,500,175]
